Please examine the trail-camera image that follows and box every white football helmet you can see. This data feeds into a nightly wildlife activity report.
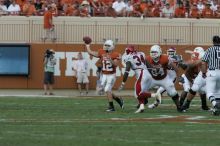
[103,40,115,51]
[193,47,205,59]
[150,45,162,62]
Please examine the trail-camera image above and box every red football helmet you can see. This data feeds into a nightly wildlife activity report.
[167,47,176,57]
[125,45,136,55]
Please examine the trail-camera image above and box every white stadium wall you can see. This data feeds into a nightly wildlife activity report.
[0,16,218,89]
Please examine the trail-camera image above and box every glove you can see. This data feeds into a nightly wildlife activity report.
[118,82,125,91]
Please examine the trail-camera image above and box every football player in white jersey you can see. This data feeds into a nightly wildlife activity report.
[118,45,161,113]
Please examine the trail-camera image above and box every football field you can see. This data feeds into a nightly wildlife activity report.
[0,96,220,146]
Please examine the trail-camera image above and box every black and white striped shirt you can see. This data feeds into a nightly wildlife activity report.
[202,45,220,70]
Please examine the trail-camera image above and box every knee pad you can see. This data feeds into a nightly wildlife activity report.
[189,88,196,95]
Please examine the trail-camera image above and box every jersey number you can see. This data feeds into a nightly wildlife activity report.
[133,55,145,66]
[102,60,113,71]
[150,68,165,77]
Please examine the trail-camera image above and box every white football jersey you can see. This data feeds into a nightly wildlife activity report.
[123,51,147,79]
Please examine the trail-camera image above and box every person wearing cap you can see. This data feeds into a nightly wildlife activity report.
[43,49,56,95]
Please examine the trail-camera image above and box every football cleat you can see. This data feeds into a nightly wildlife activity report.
[106,107,115,112]
[151,92,162,104]
[201,106,210,111]
[148,102,159,109]
[181,102,190,111]
[212,102,220,116]
[136,98,148,109]
[135,104,145,113]
[177,107,186,113]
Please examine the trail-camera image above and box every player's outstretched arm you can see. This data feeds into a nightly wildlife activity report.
[85,44,99,58]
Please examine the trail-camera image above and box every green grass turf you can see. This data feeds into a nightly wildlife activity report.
[0,96,220,146]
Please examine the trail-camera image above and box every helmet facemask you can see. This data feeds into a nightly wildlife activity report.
[150,51,160,62]
[167,50,176,57]
[150,45,162,62]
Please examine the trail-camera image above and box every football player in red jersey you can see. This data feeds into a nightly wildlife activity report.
[148,47,182,109]
[141,45,182,112]
[180,47,209,111]
[85,39,124,112]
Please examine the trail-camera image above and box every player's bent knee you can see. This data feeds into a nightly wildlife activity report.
[189,88,196,95]
[167,90,178,97]
[191,84,199,92]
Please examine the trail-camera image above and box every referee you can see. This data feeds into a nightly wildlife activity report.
[202,35,220,115]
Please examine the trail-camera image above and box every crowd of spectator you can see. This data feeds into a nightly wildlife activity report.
[0,0,220,18]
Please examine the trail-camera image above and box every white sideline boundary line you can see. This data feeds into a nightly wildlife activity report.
[0,94,204,102]
[0,94,74,98]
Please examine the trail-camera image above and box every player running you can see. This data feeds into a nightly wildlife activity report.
[134,45,182,112]
[118,45,161,113]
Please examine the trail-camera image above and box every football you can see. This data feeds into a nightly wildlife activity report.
[83,36,92,44]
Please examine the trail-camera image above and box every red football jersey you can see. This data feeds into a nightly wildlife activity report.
[98,49,121,74]
[146,54,169,80]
